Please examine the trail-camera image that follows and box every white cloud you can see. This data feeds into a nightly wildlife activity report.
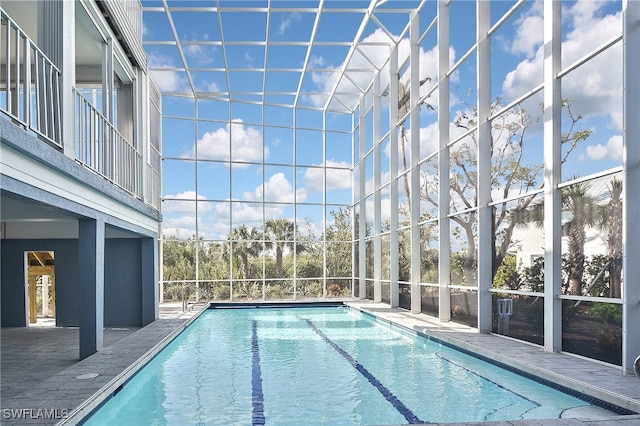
[150,70,184,92]
[219,202,262,224]
[381,121,441,171]
[183,44,215,65]
[162,191,212,213]
[380,197,392,224]
[363,196,402,224]
[243,172,306,203]
[508,0,544,57]
[303,160,352,192]
[212,201,286,226]
[148,53,185,92]
[306,28,442,110]
[279,12,301,35]
[244,50,254,64]
[185,119,266,166]
[161,214,196,239]
[503,0,622,131]
[583,134,623,161]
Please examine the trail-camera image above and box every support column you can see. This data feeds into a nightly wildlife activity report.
[141,237,158,325]
[622,0,640,375]
[438,1,451,322]
[79,218,105,359]
[373,72,382,303]
[358,94,367,299]
[389,45,400,308]
[28,276,37,324]
[409,10,421,314]
[42,275,49,317]
[476,0,492,333]
[543,0,562,353]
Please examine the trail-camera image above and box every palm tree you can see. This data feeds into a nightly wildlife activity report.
[605,179,623,298]
[522,181,601,296]
[386,76,432,210]
[225,225,262,280]
[264,218,300,278]
[563,183,601,295]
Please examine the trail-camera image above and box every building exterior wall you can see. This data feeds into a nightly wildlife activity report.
[0,239,79,327]
[0,0,160,358]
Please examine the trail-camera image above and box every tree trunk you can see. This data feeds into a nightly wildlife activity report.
[567,223,586,295]
[401,127,411,209]
[459,213,478,287]
[276,245,283,278]
[608,181,623,298]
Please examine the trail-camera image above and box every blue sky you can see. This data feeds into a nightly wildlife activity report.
[142,0,624,240]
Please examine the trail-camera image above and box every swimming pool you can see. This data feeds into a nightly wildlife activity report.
[84,305,618,425]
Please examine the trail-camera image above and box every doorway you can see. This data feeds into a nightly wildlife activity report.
[25,251,56,325]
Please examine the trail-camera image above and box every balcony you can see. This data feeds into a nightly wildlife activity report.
[1,7,159,210]
[1,9,62,147]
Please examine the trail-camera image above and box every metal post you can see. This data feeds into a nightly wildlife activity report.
[476,0,492,333]
[438,0,451,322]
[409,10,421,314]
[374,71,382,303]
[389,44,400,308]
[543,0,562,353]
[622,0,640,375]
[359,94,367,299]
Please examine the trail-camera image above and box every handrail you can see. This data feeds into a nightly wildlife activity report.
[74,88,142,199]
[0,9,62,147]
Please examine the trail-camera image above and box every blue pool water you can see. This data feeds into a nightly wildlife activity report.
[84,306,616,425]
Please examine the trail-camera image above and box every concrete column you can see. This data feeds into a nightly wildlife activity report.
[438,1,451,322]
[622,0,640,375]
[79,218,105,359]
[141,237,158,325]
[476,0,492,333]
[543,0,562,353]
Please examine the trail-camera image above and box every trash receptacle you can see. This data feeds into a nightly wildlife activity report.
[497,298,513,336]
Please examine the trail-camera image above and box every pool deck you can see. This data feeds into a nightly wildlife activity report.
[0,300,639,425]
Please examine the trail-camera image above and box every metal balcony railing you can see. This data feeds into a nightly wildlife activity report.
[74,89,142,199]
[2,7,159,212]
[0,9,62,147]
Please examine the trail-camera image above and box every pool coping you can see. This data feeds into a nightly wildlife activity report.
[59,304,209,426]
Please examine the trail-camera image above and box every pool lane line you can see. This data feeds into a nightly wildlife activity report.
[435,351,540,408]
[251,320,266,425]
[304,319,424,425]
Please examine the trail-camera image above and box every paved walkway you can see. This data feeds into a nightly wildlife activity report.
[0,301,639,425]
[346,301,640,425]
[0,304,203,425]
